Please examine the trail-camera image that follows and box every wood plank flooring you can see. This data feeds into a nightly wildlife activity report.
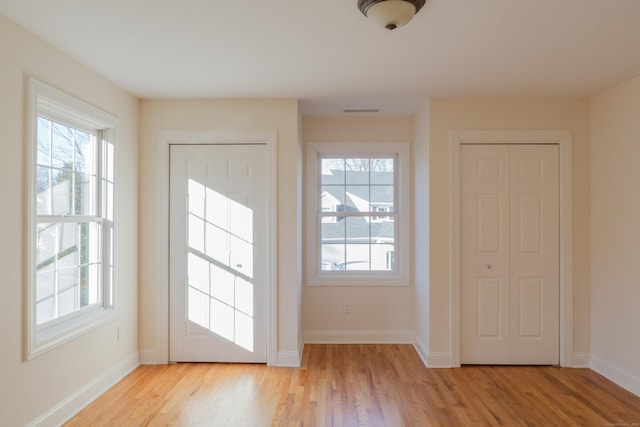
[65,344,640,426]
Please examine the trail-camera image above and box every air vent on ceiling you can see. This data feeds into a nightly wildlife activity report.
[343,108,380,113]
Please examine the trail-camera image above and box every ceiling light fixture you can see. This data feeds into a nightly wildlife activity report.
[358,0,426,30]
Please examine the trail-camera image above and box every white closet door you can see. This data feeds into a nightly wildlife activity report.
[508,145,559,364]
[461,145,511,364]
[461,144,559,365]
[169,144,268,363]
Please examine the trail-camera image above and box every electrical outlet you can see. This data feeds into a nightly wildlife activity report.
[343,302,351,314]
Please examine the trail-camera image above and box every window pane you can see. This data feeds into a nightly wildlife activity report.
[37,118,51,166]
[321,216,345,270]
[36,166,52,215]
[345,217,370,270]
[321,185,345,212]
[38,120,98,216]
[35,221,101,324]
[321,158,344,185]
[57,267,79,317]
[58,223,79,266]
[36,223,58,270]
[75,172,97,215]
[81,222,102,265]
[371,218,395,271]
[36,291,55,325]
[73,129,96,176]
[51,168,73,215]
[370,185,394,213]
[370,158,394,184]
[322,244,345,270]
[345,185,369,212]
[345,158,369,185]
[36,269,55,324]
[82,263,100,306]
[51,122,74,169]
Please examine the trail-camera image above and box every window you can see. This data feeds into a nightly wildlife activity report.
[27,79,116,358]
[306,142,410,286]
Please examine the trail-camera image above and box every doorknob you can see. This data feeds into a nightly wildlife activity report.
[486,264,493,269]
[236,263,243,268]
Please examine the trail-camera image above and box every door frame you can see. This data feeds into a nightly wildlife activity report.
[450,130,573,367]
[157,130,277,365]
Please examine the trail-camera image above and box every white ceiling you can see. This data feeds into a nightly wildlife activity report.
[2,0,640,114]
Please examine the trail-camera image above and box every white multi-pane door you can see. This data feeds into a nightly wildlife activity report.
[461,145,559,365]
[169,144,267,363]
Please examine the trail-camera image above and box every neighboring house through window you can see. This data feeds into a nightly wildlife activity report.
[27,79,117,358]
[306,141,410,286]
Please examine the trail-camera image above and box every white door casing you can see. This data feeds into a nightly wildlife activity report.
[460,145,559,364]
[170,144,268,362]
[450,130,573,368]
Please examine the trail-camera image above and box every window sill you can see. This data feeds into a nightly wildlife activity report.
[307,274,410,287]
[28,306,116,360]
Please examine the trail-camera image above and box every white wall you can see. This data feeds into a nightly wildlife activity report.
[302,116,415,343]
[427,99,591,366]
[0,14,139,427]
[590,75,640,395]
[413,101,430,362]
[138,99,302,365]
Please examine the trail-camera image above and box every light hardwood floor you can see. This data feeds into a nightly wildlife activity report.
[66,344,640,426]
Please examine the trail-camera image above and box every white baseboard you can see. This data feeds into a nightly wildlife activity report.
[572,352,590,368]
[275,336,305,367]
[590,354,640,397]
[27,351,140,427]
[411,338,452,368]
[424,352,453,368]
[412,337,429,367]
[276,351,301,367]
[304,329,414,344]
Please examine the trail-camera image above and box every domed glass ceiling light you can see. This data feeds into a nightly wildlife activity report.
[358,0,426,30]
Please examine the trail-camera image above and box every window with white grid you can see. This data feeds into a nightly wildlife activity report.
[27,79,116,358]
[306,142,410,286]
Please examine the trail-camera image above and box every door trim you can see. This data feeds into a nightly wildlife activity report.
[450,130,573,367]
[156,131,277,365]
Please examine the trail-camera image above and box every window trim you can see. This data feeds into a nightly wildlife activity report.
[26,78,118,360]
[306,141,411,286]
